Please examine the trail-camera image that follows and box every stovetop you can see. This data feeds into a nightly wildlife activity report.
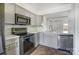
[13,33,27,35]
[12,33,34,37]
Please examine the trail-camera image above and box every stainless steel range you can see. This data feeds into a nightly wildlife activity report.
[11,28,35,55]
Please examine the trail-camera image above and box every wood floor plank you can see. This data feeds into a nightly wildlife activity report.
[31,45,69,55]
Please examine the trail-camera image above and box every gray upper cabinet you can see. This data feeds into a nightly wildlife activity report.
[5,4,15,24]
[30,13,37,25]
[36,15,43,26]
[5,4,42,26]
[15,5,25,16]
[30,15,43,26]
[25,9,30,17]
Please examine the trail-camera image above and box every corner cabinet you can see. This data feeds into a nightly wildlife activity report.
[5,4,15,24]
[39,32,58,49]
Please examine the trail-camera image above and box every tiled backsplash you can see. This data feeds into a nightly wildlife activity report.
[5,24,43,36]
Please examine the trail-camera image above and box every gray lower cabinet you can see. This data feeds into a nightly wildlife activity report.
[30,14,37,25]
[39,32,58,49]
[39,33,44,45]
[34,33,39,47]
[36,15,43,26]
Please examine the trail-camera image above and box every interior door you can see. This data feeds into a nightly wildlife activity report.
[0,14,4,54]
[0,36,4,54]
[0,3,5,54]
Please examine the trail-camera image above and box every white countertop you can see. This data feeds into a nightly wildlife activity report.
[5,35,20,40]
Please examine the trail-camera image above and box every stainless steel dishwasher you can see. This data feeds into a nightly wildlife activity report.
[58,34,73,54]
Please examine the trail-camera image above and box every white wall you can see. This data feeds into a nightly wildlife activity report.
[73,4,79,55]
[42,10,75,34]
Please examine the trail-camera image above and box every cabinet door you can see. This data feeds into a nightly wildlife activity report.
[25,10,30,17]
[44,33,58,49]
[15,5,25,16]
[30,14,37,25]
[34,33,39,47]
[36,15,43,25]
[5,4,15,24]
[39,33,45,45]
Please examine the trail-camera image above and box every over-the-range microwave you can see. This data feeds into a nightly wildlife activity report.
[15,13,31,25]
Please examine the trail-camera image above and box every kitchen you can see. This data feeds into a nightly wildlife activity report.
[0,3,79,55]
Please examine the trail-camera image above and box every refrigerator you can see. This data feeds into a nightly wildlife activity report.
[0,3,5,55]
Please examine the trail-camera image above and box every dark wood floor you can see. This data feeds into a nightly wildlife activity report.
[31,45,69,55]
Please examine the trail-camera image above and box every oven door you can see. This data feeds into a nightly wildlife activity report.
[23,36,34,54]
[19,35,35,55]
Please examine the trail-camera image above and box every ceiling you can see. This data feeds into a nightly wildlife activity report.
[26,3,69,11]
[16,3,72,15]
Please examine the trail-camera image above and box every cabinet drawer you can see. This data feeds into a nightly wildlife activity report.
[6,42,17,55]
[5,38,16,46]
